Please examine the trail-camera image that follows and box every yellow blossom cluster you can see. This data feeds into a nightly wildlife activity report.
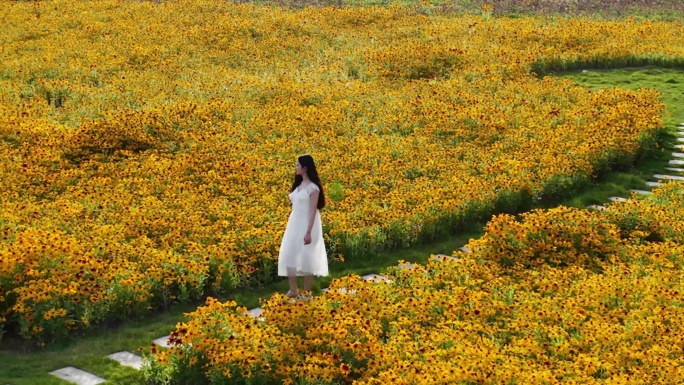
[1,0,683,342]
[148,182,684,384]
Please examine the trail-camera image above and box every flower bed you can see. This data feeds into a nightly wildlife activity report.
[1,0,683,342]
[147,182,684,384]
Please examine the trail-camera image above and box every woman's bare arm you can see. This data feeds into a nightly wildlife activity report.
[304,188,319,244]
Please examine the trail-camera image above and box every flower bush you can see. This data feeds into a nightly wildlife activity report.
[1,0,683,342]
[147,182,684,384]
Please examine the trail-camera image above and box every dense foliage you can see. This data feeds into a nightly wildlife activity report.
[147,182,684,384]
[1,0,683,343]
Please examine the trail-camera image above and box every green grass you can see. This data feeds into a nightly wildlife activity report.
[0,222,484,385]
[2,66,683,384]
[560,67,684,128]
[553,66,684,207]
[0,304,189,384]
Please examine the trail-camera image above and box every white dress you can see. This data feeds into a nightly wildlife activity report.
[278,183,329,277]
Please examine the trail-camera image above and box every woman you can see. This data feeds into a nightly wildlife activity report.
[278,154,328,300]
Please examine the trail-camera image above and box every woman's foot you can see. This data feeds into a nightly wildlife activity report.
[281,290,299,304]
[297,291,313,302]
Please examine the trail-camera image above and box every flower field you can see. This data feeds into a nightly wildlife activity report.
[1,0,684,343]
[147,182,684,384]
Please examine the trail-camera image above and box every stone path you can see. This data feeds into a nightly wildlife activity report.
[47,260,446,383]
[587,122,684,212]
[608,196,629,203]
[106,352,144,370]
[650,126,684,185]
[46,123,684,385]
[586,204,607,210]
[49,368,106,385]
[152,335,171,349]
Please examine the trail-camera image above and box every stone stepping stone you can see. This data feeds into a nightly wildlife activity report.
[246,307,263,318]
[322,287,358,294]
[152,335,192,348]
[654,174,684,181]
[608,196,629,203]
[646,181,663,187]
[107,351,143,370]
[459,246,471,253]
[630,189,652,195]
[675,144,684,150]
[430,254,460,262]
[668,159,684,166]
[333,287,357,294]
[672,152,684,158]
[247,306,268,322]
[678,137,684,143]
[245,307,266,321]
[49,367,106,385]
[362,274,392,283]
[664,167,684,174]
[398,262,416,269]
[586,204,607,211]
[152,335,171,348]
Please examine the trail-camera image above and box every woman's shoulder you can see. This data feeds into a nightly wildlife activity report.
[301,182,319,193]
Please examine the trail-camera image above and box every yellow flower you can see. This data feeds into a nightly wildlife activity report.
[0,1,681,350]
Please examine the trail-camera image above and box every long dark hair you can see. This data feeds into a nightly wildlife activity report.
[291,154,325,210]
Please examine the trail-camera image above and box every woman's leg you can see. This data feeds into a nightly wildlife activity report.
[287,269,299,297]
[303,275,314,292]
